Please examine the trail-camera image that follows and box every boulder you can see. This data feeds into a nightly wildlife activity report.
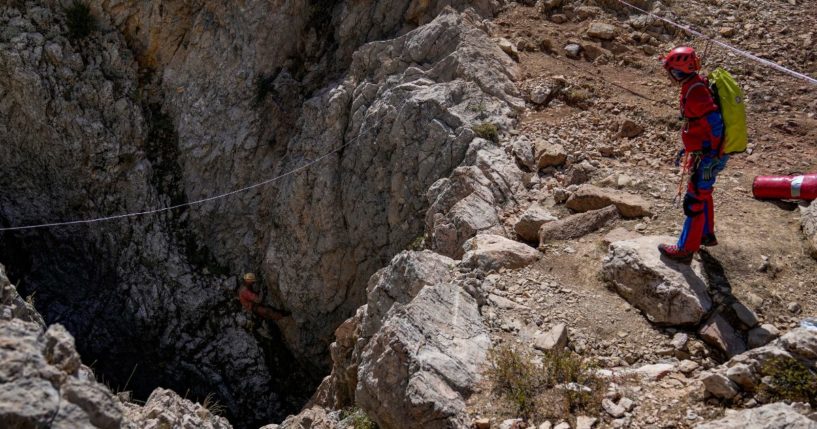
[587,22,617,40]
[564,43,582,58]
[278,406,339,429]
[462,235,540,271]
[802,202,817,258]
[495,37,520,61]
[356,283,490,429]
[535,140,568,169]
[699,314,747,357]
[515,205,558,242]
[126,388,232,429]
[0,264,45,327]
[696,402,817,429]
[616,118,644,138]
[362,251,455,337]
[601,236,713,326]
[566,185,652,218]
[748,324,780,349]
[539,206,619,243]
[701,372,739,400]
[534,323,568,351]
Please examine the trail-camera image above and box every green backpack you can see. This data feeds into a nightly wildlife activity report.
[708,67,748,154]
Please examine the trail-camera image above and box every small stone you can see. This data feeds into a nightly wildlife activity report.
[603,398,626,418]
[553,422,570,429]
[671,333,689,350]
[576,415,597,429]
[473,418,491,429]
[619,397,635,412]
[551,14,568,24]
[787,302,802,314]
[678,359,699,374]
[616,118,643,139]
[538,422,552,429]
[534,323,568,351]
[699,314,746,357]
[731,302,758,329]
[726,364,756,391]
[587,22,617,40]
[719,27,736,38]
[500,418,525,429]
[564,43,582,58]
[748,324,780,349]
[495,37,520,61]
[701,372,739,399]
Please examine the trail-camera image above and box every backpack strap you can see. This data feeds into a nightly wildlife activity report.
[681,82,706,118]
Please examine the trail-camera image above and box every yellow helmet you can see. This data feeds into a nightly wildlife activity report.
[243,272,257,283]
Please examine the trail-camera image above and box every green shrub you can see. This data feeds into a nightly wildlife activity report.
[65,2,96,39]
[487,345,541,418]
[563,88,592,108]
[486,345,604,421]
[340,408,378,429]
[760,356,817,406]
[472,122,499,143]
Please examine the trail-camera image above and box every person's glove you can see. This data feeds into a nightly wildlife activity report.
[674,148,685,167]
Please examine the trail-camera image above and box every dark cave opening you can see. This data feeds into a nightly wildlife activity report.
[0,227,320,429]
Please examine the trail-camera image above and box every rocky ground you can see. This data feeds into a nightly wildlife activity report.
[1,0,816,428]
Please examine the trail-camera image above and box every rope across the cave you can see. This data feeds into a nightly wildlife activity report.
[0,125,374,232]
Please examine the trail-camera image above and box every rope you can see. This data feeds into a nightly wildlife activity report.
[613,0,817,86]
[0,126,372,232]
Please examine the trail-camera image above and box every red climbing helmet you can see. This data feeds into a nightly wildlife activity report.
[661,46,701,73]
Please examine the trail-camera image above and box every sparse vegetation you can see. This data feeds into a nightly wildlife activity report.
[486,344,604,421]
[562,87,593,109]
[472,122,499,143]
[406,234,426,251]
[760,356,817,406]
[202,392,227,416]
[65,2,96,39]
[340,407,378,429]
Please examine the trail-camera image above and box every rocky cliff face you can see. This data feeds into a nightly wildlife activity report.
[0,263,233,429]
[0,0,520,426]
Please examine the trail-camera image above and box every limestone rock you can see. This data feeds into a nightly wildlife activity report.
[748,324,781,349]
[539,206,619,243]
[701,372,739,399]
[126,388,232,429]
[462,235,540,271]
[535,140,568,169]
[515,205,558,242]
[356,283,490,429]
[0,264,44,327]
[564,43,582,58]
[534,323,568,351]
[495,37,520,61]
[616,118,644,139]
[587,22,617,40]
[566,185,652,218]
[277,406,339,429]
[696,402,817,428]
[602,236,713,326]
[699,314,747,357]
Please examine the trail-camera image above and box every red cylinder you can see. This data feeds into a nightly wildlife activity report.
[753,174,817,200]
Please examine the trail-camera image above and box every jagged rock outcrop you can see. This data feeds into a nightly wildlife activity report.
[355,281,490,429]
[602,236,712,326]
[701,328,817,402]
[295,250,489,428]
[1,1,522,426]
[461,234,540,271]
[802,202,817,258]
[696,403,817,429]
[0,264,231,429]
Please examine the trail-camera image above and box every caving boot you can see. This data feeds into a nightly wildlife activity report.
[658,243,694,264]
[701,234,718,247]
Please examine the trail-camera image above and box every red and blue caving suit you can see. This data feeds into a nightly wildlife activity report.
[677,75,727,253]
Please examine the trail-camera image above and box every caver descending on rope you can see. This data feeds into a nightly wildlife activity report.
[658,46,729,264]
[237,272,291,321]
